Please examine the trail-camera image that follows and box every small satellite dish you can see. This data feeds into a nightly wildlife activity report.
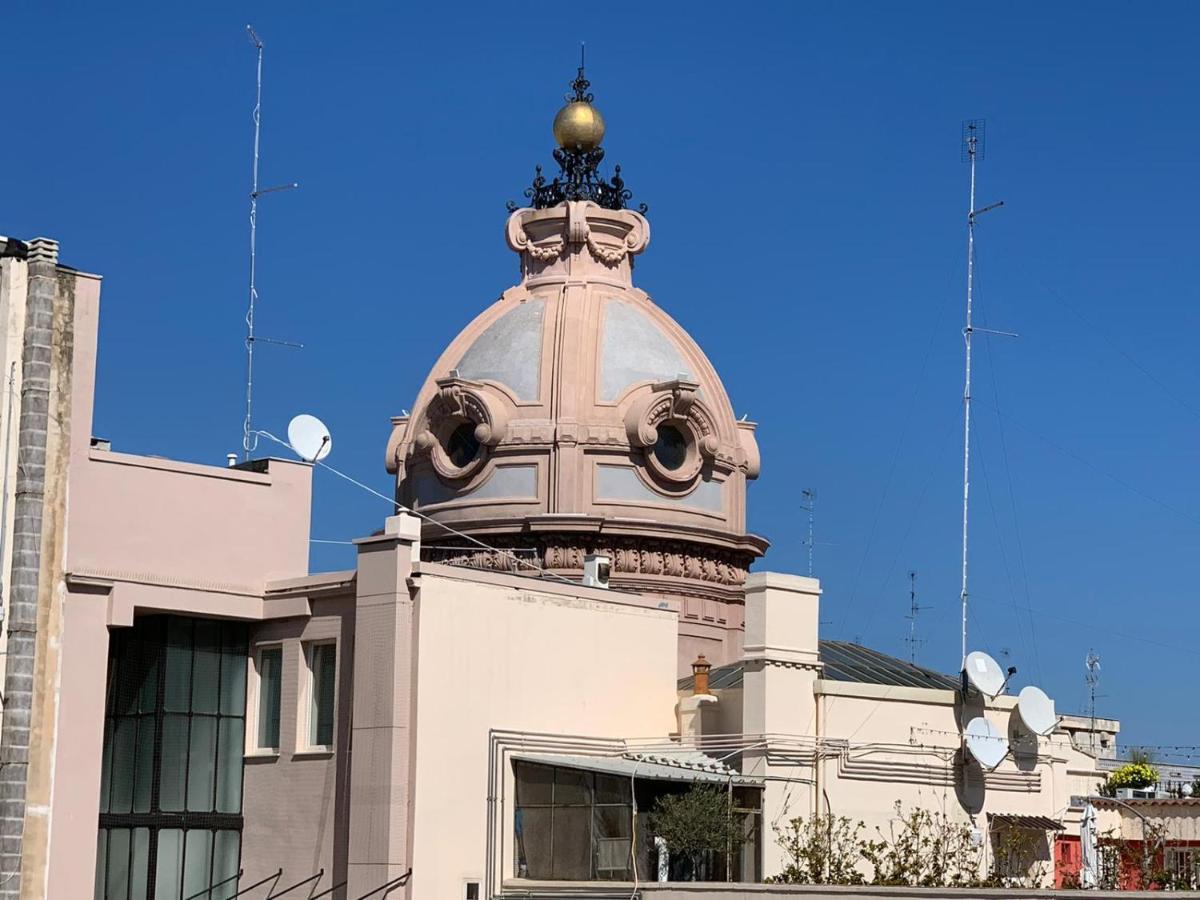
[964,716,1007,769]
[1017,685,1057,736]
[287,414,332,463]
[964,650,1005,697]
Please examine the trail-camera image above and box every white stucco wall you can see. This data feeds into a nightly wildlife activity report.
[407,564,680,899]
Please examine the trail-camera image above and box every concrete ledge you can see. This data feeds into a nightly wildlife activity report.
[503,884,1173,900]
[745,571,821,594]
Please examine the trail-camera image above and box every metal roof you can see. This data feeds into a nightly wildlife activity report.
[988,813,1065,831]
[677,640,961,692]
[512,750,762,785]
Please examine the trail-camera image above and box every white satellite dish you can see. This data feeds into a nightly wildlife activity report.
[964,650,1005,697]
[1017,685,1057,736]
[287,414,332,463]
[964,716,1008,769]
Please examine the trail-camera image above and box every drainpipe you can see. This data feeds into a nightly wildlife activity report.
[0,238,57,897]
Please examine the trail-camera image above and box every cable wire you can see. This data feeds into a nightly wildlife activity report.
[251,430,581,587]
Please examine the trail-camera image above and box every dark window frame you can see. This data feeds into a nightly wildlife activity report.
[96,616,248,900]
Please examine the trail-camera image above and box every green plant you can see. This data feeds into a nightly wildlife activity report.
[768,814,866,885]
[648,785,738,880]
[985,828,1048,888]
[1104,761,1160,792]
[860,802,981,887]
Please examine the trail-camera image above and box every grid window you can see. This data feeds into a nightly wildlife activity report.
[95,616,246,900]
[304,642,337,749]
[254,646,282,751]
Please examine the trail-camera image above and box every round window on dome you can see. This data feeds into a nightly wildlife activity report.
[653,424,689,471]
[445,422,481,468]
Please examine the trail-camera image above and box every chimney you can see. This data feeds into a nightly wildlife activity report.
[691,654,712,696]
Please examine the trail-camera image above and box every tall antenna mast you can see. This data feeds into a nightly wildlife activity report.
[904,570,930,664]
[801,489,816,576]
[958,119,1013,666]
[1086,649,1102,750]
[242,25,301,460]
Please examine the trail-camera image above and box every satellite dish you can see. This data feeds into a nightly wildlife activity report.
[1017,685,1057,736]
[964,716,1007,769]
[287,414,332,463]
[964,650,1005,697]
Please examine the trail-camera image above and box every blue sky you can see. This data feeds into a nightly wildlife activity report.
[4,2,1198,750]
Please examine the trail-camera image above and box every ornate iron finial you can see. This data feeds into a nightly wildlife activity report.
[507,63,648,215]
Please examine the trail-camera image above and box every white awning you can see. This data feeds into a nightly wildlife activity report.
[511,750,762,786]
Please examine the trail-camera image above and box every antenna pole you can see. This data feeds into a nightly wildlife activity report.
[906,570,919,663]
[243,26,265,459]
[1086,649,1101,752]
[801,489,816,577]
[241,25,300,460]
[960,121,981,668]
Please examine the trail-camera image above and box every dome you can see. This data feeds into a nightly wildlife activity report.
[386,200,766,666]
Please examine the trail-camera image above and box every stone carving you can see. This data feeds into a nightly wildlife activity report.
[423,532,754,603]
[411,377,510,481]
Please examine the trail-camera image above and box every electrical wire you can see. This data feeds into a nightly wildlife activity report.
[971,402,1200,529]
[973,247,1045,684]
[835,270,953,637]
[251,430,581,587]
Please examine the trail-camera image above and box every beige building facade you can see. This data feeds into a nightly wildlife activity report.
[0,69,1127,900]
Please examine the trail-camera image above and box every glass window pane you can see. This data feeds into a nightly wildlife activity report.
[130,828,150,900]
[191,620,221,714]
[309,644,336,747]
[182,829,213,900]
[94,830,108,900]
[554,768,592,806]
[219,647,246,718]
[216,718,245,814]
[106,828,130,900]
[160,714,189,812]
[515,807,552,879]
[109,717,137,814]
[515,763,553,806]
[256,648,282,750]
[155,829,184,900]
[187,716,217,812]
[595,773,631,805]
[212,830,241,900]
[595,805,631,838]
[114,635,142,715]
[133,716,155,813]
[99,719,114,814]
[136,626,160,715]
[551,806,591,879]
[164,618,193,713]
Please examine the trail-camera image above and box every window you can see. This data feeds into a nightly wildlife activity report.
[254,646,282,751]
[95,616,246,900]
[514,762,632,881]
[652,424,688,471]
[512,761,762,884]
[446,421,481,468]
[303,642,337,749]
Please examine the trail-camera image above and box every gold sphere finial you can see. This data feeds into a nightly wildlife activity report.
[553,59,605,152]
[553,101,605,152]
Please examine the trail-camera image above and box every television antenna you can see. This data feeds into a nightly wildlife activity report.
[958,119,1016,667]
[1085,649,1102,745]
[904,570,931,664]
[800,489,816,576]
[242,25,301,460]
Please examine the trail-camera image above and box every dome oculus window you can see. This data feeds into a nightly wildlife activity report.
[653,424,688,471]
[446,422,482,467]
